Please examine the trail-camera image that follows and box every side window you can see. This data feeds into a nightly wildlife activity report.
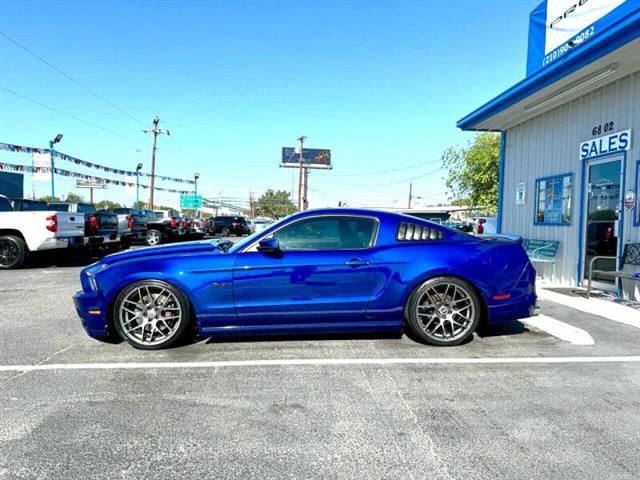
[273,216,377,250]
[0,197,12,212]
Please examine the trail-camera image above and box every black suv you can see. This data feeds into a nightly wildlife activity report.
[213,216,250,236]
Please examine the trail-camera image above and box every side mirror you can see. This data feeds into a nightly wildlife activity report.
[257,237,280,254]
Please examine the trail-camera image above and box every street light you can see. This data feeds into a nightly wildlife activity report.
[136,163,143,209]
[194,173,200,217]
[49,133,63,200]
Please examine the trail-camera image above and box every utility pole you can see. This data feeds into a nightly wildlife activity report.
[297,135,306,210]
[142,116,169,210]
[408,182,413,209]
[303,167,309,210]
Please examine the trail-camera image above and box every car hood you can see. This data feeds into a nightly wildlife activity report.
[99,239,226,265]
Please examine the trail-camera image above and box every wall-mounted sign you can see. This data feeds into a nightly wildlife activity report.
[526,0,636,76]
[624,190,635,210]
[579,129,631,160]
[516,182,526,205]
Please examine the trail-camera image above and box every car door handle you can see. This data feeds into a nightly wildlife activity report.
[345,258,370,267]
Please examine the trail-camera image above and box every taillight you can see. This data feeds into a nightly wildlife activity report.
[46,214,58,232]
[89,215,99,232]
[127,214,134,229]
[194,220,200,227]
[170,217,177,228]
[477,218,486,235]
[182,220,189,229]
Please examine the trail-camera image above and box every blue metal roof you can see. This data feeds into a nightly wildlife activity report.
[457,8,640,131]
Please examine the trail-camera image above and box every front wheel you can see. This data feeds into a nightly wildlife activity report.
[0,235,27,269]
[405,277,481,346]
[146,229,162,246]
[113,280,191,350]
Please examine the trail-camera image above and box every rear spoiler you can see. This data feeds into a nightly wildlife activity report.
[479,234,522,245]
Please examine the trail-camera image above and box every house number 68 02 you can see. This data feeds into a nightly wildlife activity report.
[592,121,614,136]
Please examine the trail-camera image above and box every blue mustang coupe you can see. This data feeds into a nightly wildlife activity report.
[74,208,537,349]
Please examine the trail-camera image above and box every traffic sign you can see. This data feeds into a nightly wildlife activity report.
[180,194,202,209]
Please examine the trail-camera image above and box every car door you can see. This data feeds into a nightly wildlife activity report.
[232,215,380,326]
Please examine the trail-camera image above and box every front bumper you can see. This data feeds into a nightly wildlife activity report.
[73,291,109,338]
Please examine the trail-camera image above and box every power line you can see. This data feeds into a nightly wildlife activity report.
[0,31,146,127]
[0,86,141,144]
[317,166,443,188]
[330,158,442,177]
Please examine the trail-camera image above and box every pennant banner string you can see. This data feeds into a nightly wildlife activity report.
[0,141,195,184]
[0,161,192,194]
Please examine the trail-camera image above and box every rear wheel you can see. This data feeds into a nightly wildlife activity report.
[221,227,230,237]
[113,280,190,350]
[0,235,27,269]
[405,277,481,346]
[146,229,162,246]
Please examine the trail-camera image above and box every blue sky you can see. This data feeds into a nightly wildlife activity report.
[0,0,537,209]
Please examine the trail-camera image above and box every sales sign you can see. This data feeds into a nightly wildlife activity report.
[526,0,636,76]
[579,129,631,159]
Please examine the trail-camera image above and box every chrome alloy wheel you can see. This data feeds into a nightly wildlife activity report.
[147,230,161,246]
[415,281,476,341]
[118,285,183,347]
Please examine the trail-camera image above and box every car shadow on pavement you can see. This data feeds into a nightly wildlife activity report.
[476,320,529,338]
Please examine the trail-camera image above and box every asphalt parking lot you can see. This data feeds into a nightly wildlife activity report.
[1,253,640,479]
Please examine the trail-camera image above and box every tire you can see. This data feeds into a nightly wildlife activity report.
[405,276,481,346]
[146,229,162,246]
[221,227,230,237]
[0,235,27,269]
[113,280,191,350]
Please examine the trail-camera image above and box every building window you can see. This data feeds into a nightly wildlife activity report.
[535,174,572,225]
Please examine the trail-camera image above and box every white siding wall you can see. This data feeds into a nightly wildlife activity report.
[502,71,640,287]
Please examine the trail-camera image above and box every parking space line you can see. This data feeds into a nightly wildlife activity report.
[1,356,640,373]
[521,315,595,345]
[538,288,640,329]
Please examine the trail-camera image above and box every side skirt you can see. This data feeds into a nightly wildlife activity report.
[200,321,402,337]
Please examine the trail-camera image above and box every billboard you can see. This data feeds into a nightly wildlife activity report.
[32,152,51,182]
[526,0,636,76]
[281,147,332,170]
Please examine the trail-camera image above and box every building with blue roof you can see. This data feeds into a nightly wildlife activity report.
[459,0,640,296]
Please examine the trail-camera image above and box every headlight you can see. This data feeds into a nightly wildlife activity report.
[87,272,98,292]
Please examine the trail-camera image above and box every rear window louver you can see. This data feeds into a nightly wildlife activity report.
[397,222,443,241]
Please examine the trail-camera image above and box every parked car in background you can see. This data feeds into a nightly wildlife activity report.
[443,221,474,233]
[108,208,148,247]
[144,210,181,246]
[190,217,206,239]
[473,216,497,235]
[0,195,84,269]
[252,218,272,233]
[48,202,120,250]
[213,216,250,236]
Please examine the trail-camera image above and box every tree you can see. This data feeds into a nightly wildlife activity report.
[255,189,297,219]
[65,192,85,203]
[95,200,123,210]
[442,132,501,214]
[37,195,61,203]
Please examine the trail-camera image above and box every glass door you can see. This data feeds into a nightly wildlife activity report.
[584,157,622,286]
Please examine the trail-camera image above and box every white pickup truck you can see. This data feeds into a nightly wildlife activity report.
[0,195,85,269]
